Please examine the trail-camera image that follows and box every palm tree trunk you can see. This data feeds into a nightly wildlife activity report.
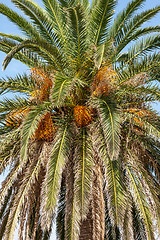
[79,164,105,240]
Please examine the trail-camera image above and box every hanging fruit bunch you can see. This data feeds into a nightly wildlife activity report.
[73,105,92,128]
[30,68,57,141]
[30,67,53,101]
[5,68,57,141]
[91,65,117,97]
[33,112,57,142]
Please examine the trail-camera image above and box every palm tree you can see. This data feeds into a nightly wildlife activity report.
[0,0,160,239]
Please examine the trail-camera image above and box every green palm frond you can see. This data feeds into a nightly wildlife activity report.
[128,25,160,42]
[0,37,38,67]
[105,159,127,226]
[46,124,69,212]
[42,0,65,40]
[11,0,62,46]
[92,124,127,227]
[117,52,160,85]
[0,33,24,42]
[110,0,145,39]
[20,103,52,161]
[2,39,64,71]
[67,4,88,67]
[74,128,93,219]
[143,118,160,140]
[91,96,121,160]
[65,193,81,240]
[51,72,86,107]
[0,74,35,94]
[0,96,29,114]
[0,38,39,67]
[116,35,160,66]
[90,0,117,46]
[0,3,40,39]
[64,148,81,240]
[115,6,160,53]
[51,73,74,107]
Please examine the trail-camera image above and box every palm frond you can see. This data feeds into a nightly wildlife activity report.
[0,74,35,94]
[0,3,40,39]
[91,123,127,227]
[91,96,121,160]
[0,129,21,174]
[46,124,69,213]
[92,160,105,239]
[0,33,24,42]
[117,52,160,85]
[115,6,160,53]
[51,72,86,107]
[65,192,81,240]
[67,4,88,67]
[132,202,147,240]
[90,0,117,46]
[116,35,160,66]
[105,159,127,227]
[74,128,93,219]
[0,37,38,67]
[2,39,64,72]
[0,162,20,208]
[126,161,155,240]
[0,96,29,114]
[143,118,160,140]
[3,156,42,240]
[42,0,65,40]
[11,0,62,46]
[128,25,160,41]
[110,0,145,39]
[122,202,134,240]
[56,177,65,240]
[0,188,12,221]
[65,148,81,240]
[20,103,52,161]
[104,197,114,240]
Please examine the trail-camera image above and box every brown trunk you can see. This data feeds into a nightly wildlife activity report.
[79,208,93,240]
[79,164,105,240]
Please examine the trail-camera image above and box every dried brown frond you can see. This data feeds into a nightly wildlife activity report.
[125,73,148,87]
[123,108,154,127]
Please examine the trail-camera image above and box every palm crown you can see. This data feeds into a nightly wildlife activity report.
[0,0,160,239]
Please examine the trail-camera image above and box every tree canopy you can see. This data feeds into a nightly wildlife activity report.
[0,0,160,239]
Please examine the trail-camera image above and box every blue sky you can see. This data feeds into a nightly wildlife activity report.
[0,0,160,239]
